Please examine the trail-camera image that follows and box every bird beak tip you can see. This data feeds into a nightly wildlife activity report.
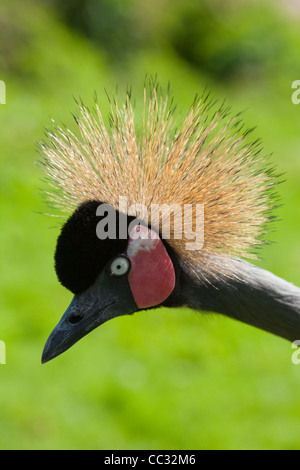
[41,333,64,364]
[41,346,53,364]
[41,353,50,364]
[41,345,64,364]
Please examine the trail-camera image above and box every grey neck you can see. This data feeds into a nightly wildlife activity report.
[182,258,300,342]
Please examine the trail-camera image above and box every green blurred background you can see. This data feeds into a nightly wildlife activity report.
[1,0,300,450]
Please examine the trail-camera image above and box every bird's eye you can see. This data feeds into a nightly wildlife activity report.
[110,256,131,277]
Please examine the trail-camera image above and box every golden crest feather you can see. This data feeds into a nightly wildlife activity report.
[38,83,277,281]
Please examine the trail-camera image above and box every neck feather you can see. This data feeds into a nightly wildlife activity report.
[180,258,300,342]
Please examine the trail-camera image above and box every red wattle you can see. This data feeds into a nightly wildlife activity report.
[127,225,175,309]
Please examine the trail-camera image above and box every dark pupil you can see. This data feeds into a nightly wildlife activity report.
[117,265,122,270]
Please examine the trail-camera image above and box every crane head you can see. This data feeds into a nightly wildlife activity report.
[40,85,281,361]
[41,201,176,363]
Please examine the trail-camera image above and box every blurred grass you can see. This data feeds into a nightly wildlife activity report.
[1,0,300,449]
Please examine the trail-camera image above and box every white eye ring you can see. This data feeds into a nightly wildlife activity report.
[110,256,131,277]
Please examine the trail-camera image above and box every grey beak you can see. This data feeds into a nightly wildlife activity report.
[42,291,116,363]
[42,270,137,363]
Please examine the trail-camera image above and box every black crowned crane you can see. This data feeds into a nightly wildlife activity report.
[40,85,300,363]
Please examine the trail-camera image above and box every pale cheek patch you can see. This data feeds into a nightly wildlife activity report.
[127,225,159,257]
[127,225,175,309]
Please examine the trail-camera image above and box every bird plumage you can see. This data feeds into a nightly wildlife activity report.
[40,86,276,282]
[39,83,300,363]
